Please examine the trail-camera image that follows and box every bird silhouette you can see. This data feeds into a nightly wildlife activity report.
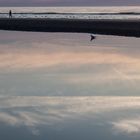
[90,35,96,41]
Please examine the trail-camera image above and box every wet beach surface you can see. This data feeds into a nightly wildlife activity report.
[1,18,140,37]
[0,31,140,139]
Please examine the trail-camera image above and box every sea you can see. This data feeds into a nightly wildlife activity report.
[0,6,140,19]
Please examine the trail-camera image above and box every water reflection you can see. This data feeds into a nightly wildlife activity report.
[0,31,140,95]
[0,31,140,139]
[0,96,140,139]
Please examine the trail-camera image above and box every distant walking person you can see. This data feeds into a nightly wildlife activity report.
[9,10,12,18]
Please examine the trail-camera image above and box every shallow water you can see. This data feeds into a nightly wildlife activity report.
[0,31,140,96]
[0,30,140,139]
[1,6,140,13]
[0,96,140,140]
[0,6,140,19]
[1,13,140,19]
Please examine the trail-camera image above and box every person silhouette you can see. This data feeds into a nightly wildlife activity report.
[9,10,12,18]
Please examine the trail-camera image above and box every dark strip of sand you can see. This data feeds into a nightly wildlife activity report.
[0,18,140,37]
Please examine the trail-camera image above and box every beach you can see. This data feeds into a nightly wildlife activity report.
[1,5,140,140]
[0,24,140,139]
[0,18,140,37]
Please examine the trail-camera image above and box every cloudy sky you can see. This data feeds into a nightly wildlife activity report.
[0,0,140,6]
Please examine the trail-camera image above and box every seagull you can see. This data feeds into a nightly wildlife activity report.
[90,34,96,41]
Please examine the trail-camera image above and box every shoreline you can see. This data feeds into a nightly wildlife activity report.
[0,18,140,37]
[0,12,140,15]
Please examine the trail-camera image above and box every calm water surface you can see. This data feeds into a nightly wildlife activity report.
[1,6,140,19]
[0,31,140,96]
[0,31,140,139]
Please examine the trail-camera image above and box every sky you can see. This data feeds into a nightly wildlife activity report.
[0,0,140,6]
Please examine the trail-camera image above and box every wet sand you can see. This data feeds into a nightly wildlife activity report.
[0,18,140,37]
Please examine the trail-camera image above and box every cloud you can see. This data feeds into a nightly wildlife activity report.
[0,32,140,96]
[0,112,41,135]
[112,118,140,135]
[0,96,140,135]
[0,32,139,75]
[0,112,20,126]
[0,47,139,71]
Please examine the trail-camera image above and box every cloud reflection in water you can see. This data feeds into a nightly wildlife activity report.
[0,31,140,139]
[0,96,140,139]
[0,31,140,95]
